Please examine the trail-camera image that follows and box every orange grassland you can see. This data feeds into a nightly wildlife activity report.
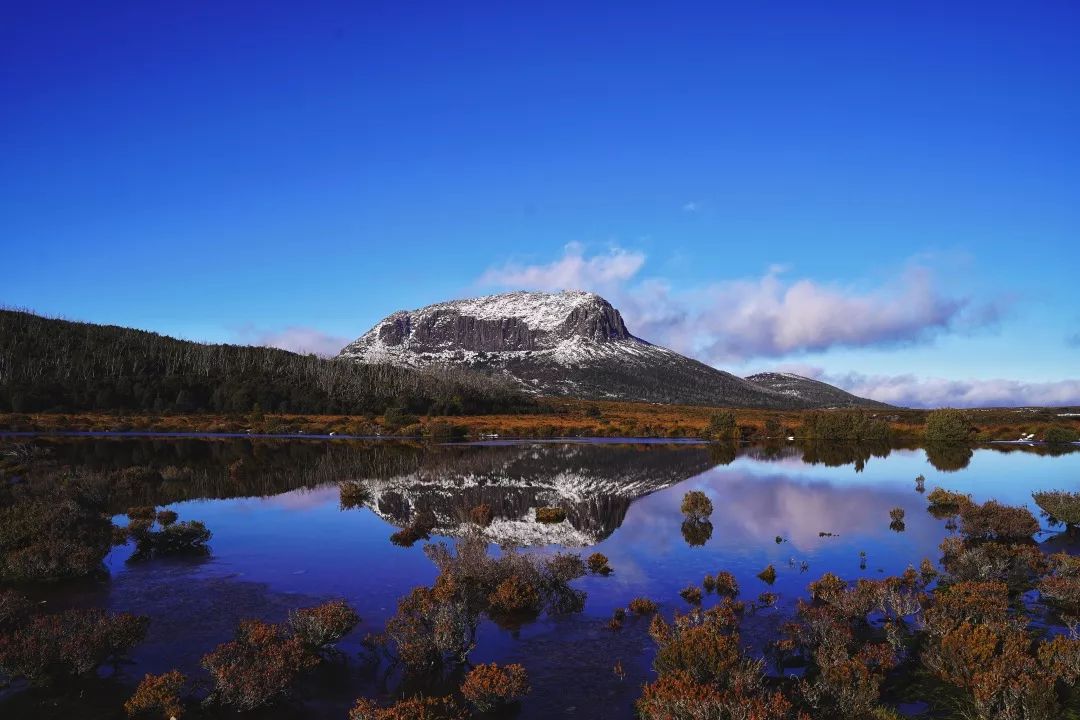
[1,399,1076,441]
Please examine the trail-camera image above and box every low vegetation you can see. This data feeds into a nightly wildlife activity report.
[680,490,713,521]
[459,663,530,712]
[1033,490,1080,528]
[0,601,147,686]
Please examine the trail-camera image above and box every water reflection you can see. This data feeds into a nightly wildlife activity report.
[4,436,1080,720]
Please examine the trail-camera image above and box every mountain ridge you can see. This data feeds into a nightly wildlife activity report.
[339,290,887,409]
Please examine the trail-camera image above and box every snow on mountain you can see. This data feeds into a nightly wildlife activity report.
[745,372,892,409]
[349,442,715,546]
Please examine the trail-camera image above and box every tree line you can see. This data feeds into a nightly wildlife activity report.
[0,310,534,416]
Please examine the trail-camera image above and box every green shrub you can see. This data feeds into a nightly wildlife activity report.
[925,409,974,444]
[1033,491,1080,527]
[1044,426,1080,444]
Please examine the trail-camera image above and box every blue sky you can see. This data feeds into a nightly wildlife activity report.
[2,1,1078,406]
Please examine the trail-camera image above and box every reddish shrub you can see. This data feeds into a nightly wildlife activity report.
[629,597,658,615]
[468,504,493,527]
[288,599,360,650]
[124,670,187,719]
[349,695,465,720]
[959,500,1039,542]
[713,571,739,599]
[201,620,318,710]
[488,574,541,615]
[680,585,703,605]
[460,662,530,712]
[0,608,147,685]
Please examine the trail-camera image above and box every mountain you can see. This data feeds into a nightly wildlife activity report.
[339,290,883,409]
[745,372,893,409]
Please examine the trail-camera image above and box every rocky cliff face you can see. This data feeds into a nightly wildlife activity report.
[339,291,882,409]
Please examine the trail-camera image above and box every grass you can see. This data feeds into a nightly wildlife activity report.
[3,402,1077,441]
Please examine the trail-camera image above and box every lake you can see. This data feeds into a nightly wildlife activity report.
[2,436,1079,718]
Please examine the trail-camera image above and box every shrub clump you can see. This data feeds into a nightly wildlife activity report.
[460,662,530,712]
[711,571,739,599]
[349,696,464,720]
[680,491,713,521]
[129,518,212,560]
[629,597,658,615]
[535,507,566,524]
[1044,426,1080,444]
[924,408,974,444]
[288,599,360,651]
[201,620,319,710]
[587,552,612,575]
[1033,490,1080,528]
[958,500,1039,542]
[0,487,115,581]
[757,564,777,585]
[889,507,905,522]
[680,585,703,605]
[124,670,188,719]
[0,606,147,686]
[926,487,973,518]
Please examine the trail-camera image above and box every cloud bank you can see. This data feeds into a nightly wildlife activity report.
[479,244,989,363]
[765,365,1080,408]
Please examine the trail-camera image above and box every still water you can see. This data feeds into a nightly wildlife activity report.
[3,438,1079,718]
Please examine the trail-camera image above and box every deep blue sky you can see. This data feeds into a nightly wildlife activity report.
[3,1,1078,405]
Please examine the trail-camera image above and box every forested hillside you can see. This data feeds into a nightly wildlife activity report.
[0,310,532,415]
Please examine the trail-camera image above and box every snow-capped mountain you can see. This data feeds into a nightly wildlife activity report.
[339,290,881,408]
[745,372,893,409]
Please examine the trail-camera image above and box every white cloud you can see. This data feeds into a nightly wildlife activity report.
[754,365,1080,408]
[477,242,645,292]
[829,373,1080,409]
[233,325,350,357]
[478,244,989,362]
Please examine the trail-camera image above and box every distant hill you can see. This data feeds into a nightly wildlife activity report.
[339,290,885,409]
[0,310,530,415]
[745,372,893,409]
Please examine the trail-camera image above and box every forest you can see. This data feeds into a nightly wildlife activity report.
[0,310,533,416]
